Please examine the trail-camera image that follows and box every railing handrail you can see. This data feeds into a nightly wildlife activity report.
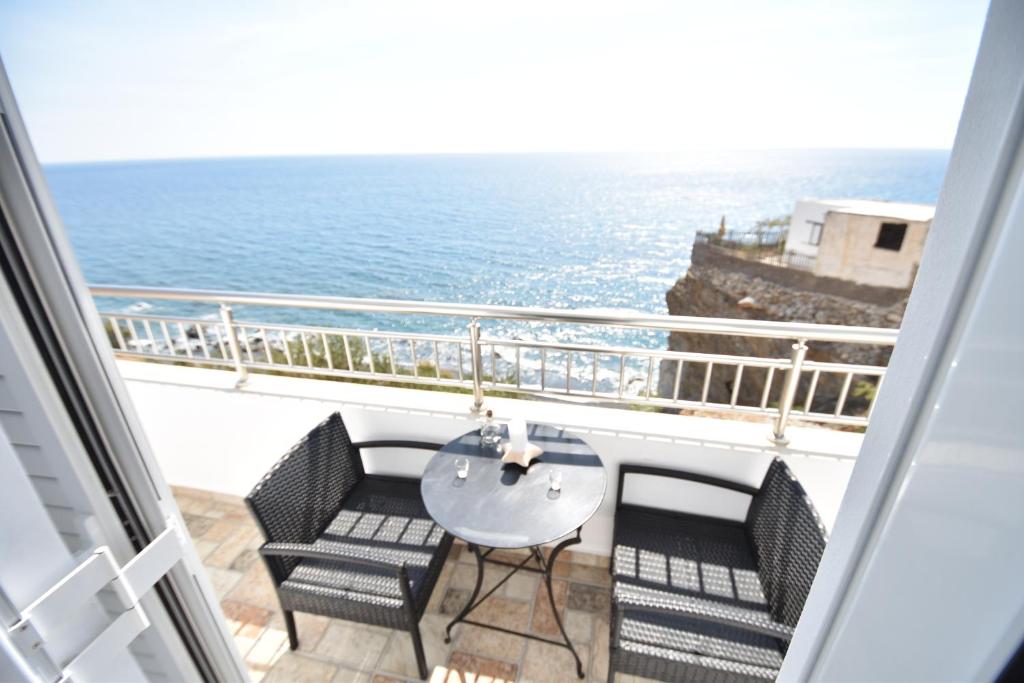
[88,284,898,346]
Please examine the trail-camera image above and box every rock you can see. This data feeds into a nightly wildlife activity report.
[660,247,907,409]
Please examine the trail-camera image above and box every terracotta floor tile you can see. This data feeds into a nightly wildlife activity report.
[314,621,389,670]
[183,513,216,537]
[564,609,595,646]
[331,667,370,683]
[529,580,568,637]
[440,588,472,615]
[264,652,338,683]
[230,547,261,572]
[566,583,610,613]
[444,651,518,682]
[203,518,244,544]
[221,600,272,637]
[246,627,289,668]
[519,640,589,683]
[376,614,449,678]
[453,625,524,663]
[568,563,611,588]
[226,563,280,611]
[205,566,243,599]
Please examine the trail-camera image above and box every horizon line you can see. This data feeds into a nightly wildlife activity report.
[40,146,953,168]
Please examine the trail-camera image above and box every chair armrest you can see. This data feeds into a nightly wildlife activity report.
[613,584,793,642]
[616,464,759,509]
[350,440,445,451]
[259,542,407,574]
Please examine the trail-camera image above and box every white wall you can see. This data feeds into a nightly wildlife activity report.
[785,199,835,257]
[117,360,861,556]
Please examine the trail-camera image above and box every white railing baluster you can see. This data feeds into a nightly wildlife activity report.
[760,366,775,410]
[342,334,353,371]
[261,327,272,364]
[159,320,175,356]
[866,374,884,419]
[301,332,313,368]
[701,362,713,405]
[92,285,896,434]
[540,348,547,391]
[457,342,465,381]
[386,338,397,377]
[835,372,854,417]
[281,329,293,366]
[490,344,496,386]
[142,319,157,354]
[240,326,254,363]
[730,364,744,407]
[673,359,683,403]
[109,317,127,351]
[365,336,375,374]
[321,333,333,370]
[177,322,192,359]
[196,323,210,359]
[213,325,228,360]
[566,352,573,394]
[803,369,821,414]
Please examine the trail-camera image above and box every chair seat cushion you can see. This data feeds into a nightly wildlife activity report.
[612,506,784,677]
[619,611,783,680]
[279,477,448,612]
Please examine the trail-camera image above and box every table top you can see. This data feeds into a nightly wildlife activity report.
[421,422,607,549]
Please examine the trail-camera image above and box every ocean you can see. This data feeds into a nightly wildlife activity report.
[45,150,948,348]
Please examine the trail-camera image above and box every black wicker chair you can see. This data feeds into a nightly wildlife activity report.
[245,412,453,680]
[608,458,827,682]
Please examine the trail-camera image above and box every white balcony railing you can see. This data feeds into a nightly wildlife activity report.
[89,285,897,442]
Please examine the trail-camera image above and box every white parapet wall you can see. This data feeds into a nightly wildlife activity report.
[116,359,861,555]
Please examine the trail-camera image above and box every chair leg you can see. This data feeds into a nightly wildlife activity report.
[410,622,428,680]
[284,610,299,650]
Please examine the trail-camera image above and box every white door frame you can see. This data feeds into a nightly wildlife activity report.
[782,0,1024,678]
[0,56,247,681]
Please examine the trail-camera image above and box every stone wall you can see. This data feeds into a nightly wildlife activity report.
[659,242,907,413]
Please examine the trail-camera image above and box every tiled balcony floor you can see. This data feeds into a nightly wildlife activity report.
[175,486,637,683]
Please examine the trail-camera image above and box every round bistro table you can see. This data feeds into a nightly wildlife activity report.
[421,422,606,678]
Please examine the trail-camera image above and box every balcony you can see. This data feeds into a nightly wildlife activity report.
[98,285,879,681]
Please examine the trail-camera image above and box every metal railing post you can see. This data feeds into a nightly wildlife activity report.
[468,318,484,413]
[771,338,808,445]
[219,304,248,388]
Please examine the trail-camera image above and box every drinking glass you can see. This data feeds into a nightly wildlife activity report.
[454,457,470,479]
[548,468,562,492]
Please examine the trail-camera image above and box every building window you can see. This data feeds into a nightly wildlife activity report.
[807,220,824,246]
[875,222,907,251]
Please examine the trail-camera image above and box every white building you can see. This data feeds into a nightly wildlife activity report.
[787,200,935,285]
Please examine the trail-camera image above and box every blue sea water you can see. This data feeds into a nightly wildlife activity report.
[45,150,948,348]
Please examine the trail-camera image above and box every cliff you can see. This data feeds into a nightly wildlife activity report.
[659,242,907,413]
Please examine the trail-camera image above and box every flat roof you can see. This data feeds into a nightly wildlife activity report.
[805,198,935,222]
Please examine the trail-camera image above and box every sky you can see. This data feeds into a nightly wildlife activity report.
[0,0,990,164]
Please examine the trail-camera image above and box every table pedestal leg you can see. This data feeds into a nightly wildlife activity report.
[443,530,586,679]
[445,543,483,643]
[541,532,584,678]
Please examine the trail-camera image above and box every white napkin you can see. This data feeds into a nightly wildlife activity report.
[508,418,528,453]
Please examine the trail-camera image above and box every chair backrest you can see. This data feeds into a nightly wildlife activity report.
[745,458,828,629]
[245,412,364,577]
